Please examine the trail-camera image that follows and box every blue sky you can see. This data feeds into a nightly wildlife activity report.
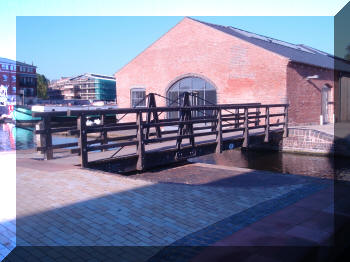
[16,16,335,80]
[1,0,348,80]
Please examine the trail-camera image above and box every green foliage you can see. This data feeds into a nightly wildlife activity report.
[37,74,48,99]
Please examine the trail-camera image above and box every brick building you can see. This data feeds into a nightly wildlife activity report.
[0,57,37,104]
[115,17,350,125]
[49,73,116,102]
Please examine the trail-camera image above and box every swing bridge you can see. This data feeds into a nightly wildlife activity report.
[33,92,289,172]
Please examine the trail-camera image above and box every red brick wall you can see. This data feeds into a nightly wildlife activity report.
[286,62,334,125]
[115,18,289,121]
[115,18,336,125]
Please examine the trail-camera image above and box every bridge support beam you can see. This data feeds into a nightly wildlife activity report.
[100,114,108,151]
[145,93,162,140]
[264,106,270,143]
[78,114,88,168]
[136,112,145,171]
[36,116,53,160]
[216,109,222,153]
[242,108,249,148]
[283,105,289,138]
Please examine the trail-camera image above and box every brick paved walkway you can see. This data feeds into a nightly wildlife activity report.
[16,165,321,246]
[3,150,348,261]
[0,151,16,261]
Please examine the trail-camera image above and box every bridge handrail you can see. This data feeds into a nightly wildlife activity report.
[34,94,289,168]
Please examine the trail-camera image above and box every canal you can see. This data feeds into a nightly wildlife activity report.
[189,149,350,180]
[0,123,77,152]
[1,123,349,180]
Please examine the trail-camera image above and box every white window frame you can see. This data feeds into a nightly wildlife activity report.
[130,87,146,108]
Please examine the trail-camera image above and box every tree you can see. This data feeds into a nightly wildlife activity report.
[37,74,48,99]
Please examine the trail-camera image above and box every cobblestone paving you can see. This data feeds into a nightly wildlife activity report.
[4,161,333,261]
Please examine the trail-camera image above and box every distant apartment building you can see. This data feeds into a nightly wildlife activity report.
[0,57,37,104]
[48,73,116,102]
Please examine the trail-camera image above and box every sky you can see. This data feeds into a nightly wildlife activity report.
[1,0,350,80]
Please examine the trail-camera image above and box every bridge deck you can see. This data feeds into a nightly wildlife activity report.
[32,92,288,172]
[29,127,283,173]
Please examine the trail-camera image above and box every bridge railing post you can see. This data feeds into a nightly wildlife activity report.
[78,114,88,168]
[211,109,217,131]
[44,116,53,160]
[255,108,260,126]
[216,109,223,153]
[36,116,53,160]
[235,108,239,128]
[264,106,270,142]
[136,111,145,171]
[242,107,249,148]
[283,105,289,137]
[101,114,108,151]
[145,93,162,139]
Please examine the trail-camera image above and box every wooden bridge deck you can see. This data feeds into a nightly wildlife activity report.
[32,92,288,172]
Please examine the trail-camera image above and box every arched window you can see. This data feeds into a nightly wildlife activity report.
[167,76,217,118]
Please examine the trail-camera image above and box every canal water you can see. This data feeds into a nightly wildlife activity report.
[0,123,76,151]
[189,149,350,180]
[1,123,349,179]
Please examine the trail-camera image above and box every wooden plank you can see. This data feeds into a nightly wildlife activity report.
[145,93,162,139]
[221,116,245,121]
[78,114,88,167]
[216,109,223,153]
[87,141,137,152]
[222,127,245,133]
[67,103,286,116]
[136,112,145,171]
[264,106,270,143]
[242,108,249,148]
[283,105,289,137]
[271,122,285,127]
[255,107,260,126]
[86,124,138,133]
[35,121,45,155]
[50,126,76,133]
[269,113,285,117]
[36,142,79,151]
[143,118,218,128]
[32,111,67,117]
[235,108,239,128]
[43,116,53,160]
[145,131,217,144]
[100,114,108,152]
[222,122,244,128]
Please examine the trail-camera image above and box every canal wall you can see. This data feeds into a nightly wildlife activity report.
[281,128,334,155]
[250,127,350,157]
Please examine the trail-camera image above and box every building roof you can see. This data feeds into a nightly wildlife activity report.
[0,57,15,64]
[190,18,350,73]
[0,57,37,67]
[70,73,115,81]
